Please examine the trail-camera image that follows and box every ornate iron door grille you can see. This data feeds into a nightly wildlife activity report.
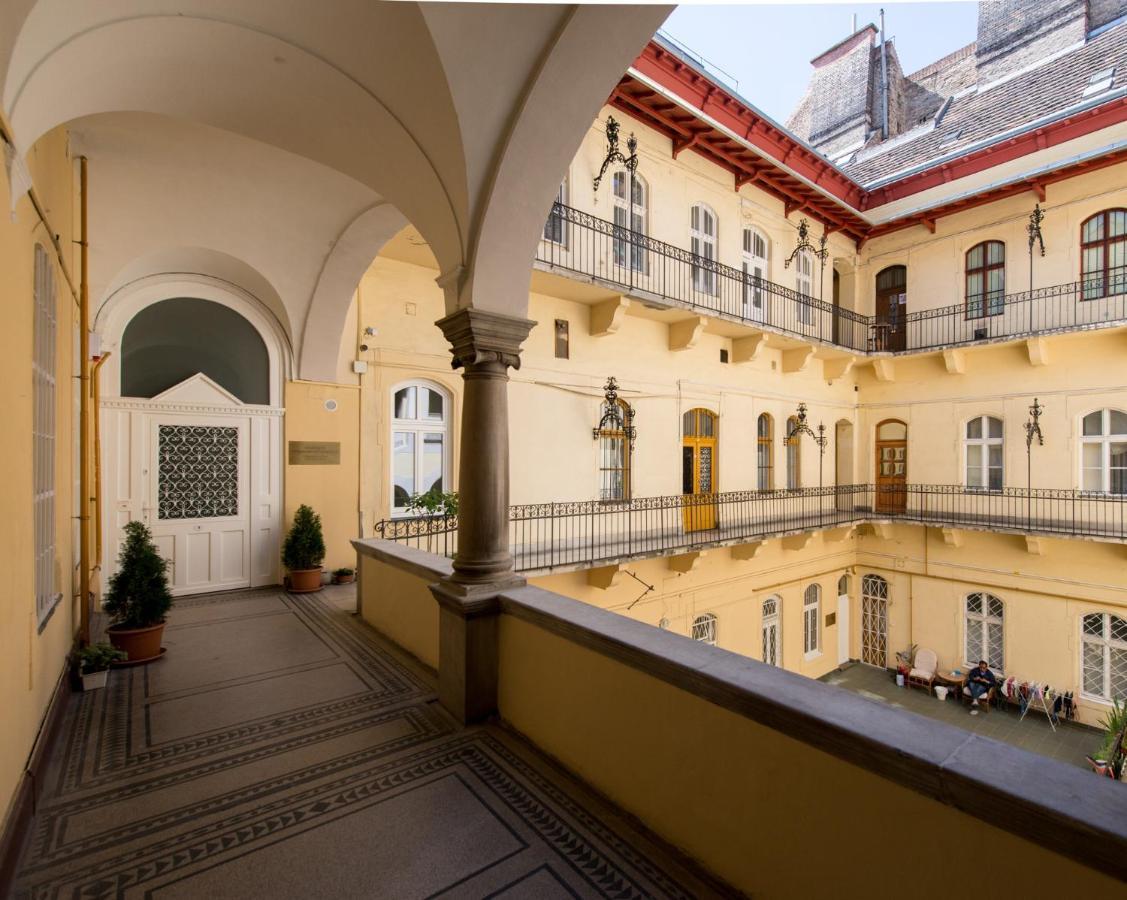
[861,575,889,668]
[158,425,239,520]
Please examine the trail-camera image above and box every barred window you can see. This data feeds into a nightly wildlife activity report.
[803,584,821,656]
[33,244,59,628]
[1082,613,1127,702]
[692,613,717,646]
[596,399,632,501]
[757,413,774,490]
[965,592,1004,672]
[762,596,781,666]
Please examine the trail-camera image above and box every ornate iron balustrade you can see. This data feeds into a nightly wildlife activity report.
[536,203,1127,355]
[375,483,1127,572]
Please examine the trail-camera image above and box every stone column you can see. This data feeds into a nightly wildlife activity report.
[430,308,535,722]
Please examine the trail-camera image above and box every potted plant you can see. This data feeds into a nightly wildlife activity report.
[332,567,355,585]
[76,643,127,691]
[404,488,459,553]
[1091,699,1127,779]
[104,521,174,664]
[283,504,326,593]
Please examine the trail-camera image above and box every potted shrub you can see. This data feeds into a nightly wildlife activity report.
[405,488,459,553]
[332,567,355,585]
[104,521,174,663]
[283,504,326,593]
[76,643,127,691]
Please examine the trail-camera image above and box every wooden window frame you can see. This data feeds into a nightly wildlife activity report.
[1080,209,1127,300]
[965,240,1005,320]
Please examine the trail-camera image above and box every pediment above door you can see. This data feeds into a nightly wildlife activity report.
[152,373,244,407]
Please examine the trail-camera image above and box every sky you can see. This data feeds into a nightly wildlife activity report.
[661,2,979,124]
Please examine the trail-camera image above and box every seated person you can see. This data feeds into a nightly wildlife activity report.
[967,660,996,715]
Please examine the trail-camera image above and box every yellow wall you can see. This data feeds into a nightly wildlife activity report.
[0,125,80,822]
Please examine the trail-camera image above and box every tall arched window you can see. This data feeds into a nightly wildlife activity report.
[875,265,907,351]
[742,226,769,319]
[690,203,718,295]
[965,415,1003,490]
[1081,409,1127,493]
[965,241,1005,319]
[795,250,814,324]
[1080,209,1127,300]
[861,574,889,667]
[595,398,633,501]
[391,381,451,516]
[612,171,647,272]
[757,413,774,490]
[762,596,781,666]
[1082,612,1127,701]
[965,592,1004,671]
[786,415,801,489]
[692,613,718,645]
[803,584,821,656]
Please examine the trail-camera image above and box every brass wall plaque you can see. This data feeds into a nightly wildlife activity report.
[288,441,341,465]
[825,612,837,627]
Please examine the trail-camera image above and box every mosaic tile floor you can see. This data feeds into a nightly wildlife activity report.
[13,586,727,899]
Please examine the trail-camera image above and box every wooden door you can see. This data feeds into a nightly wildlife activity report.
[875,419,907,514]
[875,265,907,352]
[682,408,718,532]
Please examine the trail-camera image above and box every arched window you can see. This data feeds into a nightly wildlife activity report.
[692,613,718,645]
[1081,409,1127,493]
[875,265,907,351]
[786,416,801,489]
[742,226,769,318]
[757,413,774,490]
[803,584,821,656]
[595,398,633,501]
[965,241,1005,319]
[1080,209,1127,300]
[690,203,718,295]
[837,573,850,595]
[965,415,1003,490]
[1081,612,1127,701]
[543,177,568,246]
[861,574,889,667]
[762,596,781,666]
[965,592,1004,671]
[795,249,814,324]
[612,171,647,272]
[391,381,451,516]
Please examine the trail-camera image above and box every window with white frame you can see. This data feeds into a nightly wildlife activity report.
[612,171,647,273]
[690,203,718,295]
[391,381,450,516]
[543,178,568,246]
[692,613,717,645]
[33,244,59,628]
[965,415,1003,490]
[803,584,821,656]
[1081,409,1127,493]
[762,596,781,666]
[965,592,1004,671]
[795,249,814,324]
[742,226,769,317]
[1082,612,1127,702]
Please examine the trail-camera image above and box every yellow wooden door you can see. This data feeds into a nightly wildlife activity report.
[682,409,718,532]
[875,419,907,514]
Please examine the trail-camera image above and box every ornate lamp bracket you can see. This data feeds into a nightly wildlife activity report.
[784,218,830,269]
[1027,204,1046,257]
[592,377,636,449]
[593,116,639,194]
[1024,397,1045,449]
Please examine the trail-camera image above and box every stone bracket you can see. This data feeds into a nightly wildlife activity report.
[825,524,857,542]
[669,316,706,352]
[872,358,895,382]
[782,346,815,374]
[668,551,705,573]
[822,356,855,382]
[730,541,762,561]
[731,333,767,364]
[586,563,625,589]
[1024,535,1047,556]
[781,532,813,551]
[942,348,966,375]
[1026,336,1050,367]
[869,522,894,540]
[589,296,629,337]
[940,527,964,548]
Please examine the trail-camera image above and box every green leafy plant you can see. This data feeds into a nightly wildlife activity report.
[103,521,173,628]
[77,643,127,674]
[282,504,326,571]
[1094,699,1127,776]
[333,567,354,577]
[404,488,459,517]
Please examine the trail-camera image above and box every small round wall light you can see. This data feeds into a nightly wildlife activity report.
[324,399,338,412]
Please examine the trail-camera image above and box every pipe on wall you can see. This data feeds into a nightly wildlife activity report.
[78,156,90,645]
[91,351,111,569]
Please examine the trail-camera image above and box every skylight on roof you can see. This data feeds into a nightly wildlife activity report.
[938,129,963,147]
[1083,67,1116,97]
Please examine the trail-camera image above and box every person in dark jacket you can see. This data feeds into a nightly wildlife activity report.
[967,660,996,714]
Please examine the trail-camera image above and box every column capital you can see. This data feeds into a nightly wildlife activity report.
[435,308,536,371]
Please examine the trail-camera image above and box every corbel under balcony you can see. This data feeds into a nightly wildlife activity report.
[940,527,964,548]
[781,532,813,551]
[731,333,767,364]
[669,315,707,352]
[1024,535,1047,556]
[822,355,856,382]
[942,348,967,375]
[586,563,626,589]
[781,346,815,374]
[730,541,762,560]
[667,550,705,573]
[871,358,895,382]
[824,524,857,542]
[590,296,630,337]
[1026,336,1051,367]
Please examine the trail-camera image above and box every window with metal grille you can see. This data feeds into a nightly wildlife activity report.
[33,244,59,629]
[1081,408,1127,494]
[1080,209,1126,300]
[692,613,717,646]
[786,416,801,489]
[596,399,631,501]
[965,415,1003,490]
[965,241,1005,319]
[1081,612,1127,702]
[757,413,774,490]
[861,574,889,667]
[762,596,781,666]
[965,592,1004,672]
[803,584,821,656]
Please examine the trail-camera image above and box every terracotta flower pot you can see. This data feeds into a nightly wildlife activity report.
[107,622,165,664]
[332,573,355,585]
[289,567,323,593]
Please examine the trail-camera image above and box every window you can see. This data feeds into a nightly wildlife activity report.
[762,596,781,666]
[33,244,59,628]
[692,613,717,645]
[965,241,1005,319]
[1081,409,1127,493]
[690,203,718,295]
[875,265,906,328]
[1082,612,1127,702]
[965,592,1004,672]
[965,415,1003,490]
[757,413,774,490]
[786,416,801,489]
[1082,67,1116,98]
[543,178,568,245]
[1080,209,1127,300]
[742,227,769,317]
[596,399,632,501]
[554,319,569,359]
[391,382,450,515]
[803,584,821,656]
[612,171,647,272]
[795,250,814,325]
[837,573,850,595]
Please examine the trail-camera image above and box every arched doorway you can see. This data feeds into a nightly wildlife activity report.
[861,574,889,668]
[682,408,718,532]
[98,281,287,595]
[875,265,907,351]
[875,419,907,513]
[835,419,854,509]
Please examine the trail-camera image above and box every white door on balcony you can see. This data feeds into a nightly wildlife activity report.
[837,574,850,664]
[742,227,768,322]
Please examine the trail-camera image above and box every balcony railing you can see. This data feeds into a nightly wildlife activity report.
[536,203,1127,355]
[375,483,1127,573]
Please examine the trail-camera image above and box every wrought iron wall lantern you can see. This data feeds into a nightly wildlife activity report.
[592,377,636,449]
[1024,397,1044,524]
[786,402,830,489]
[1027,204,1046,328]
[783,219,829,270]
[592,116,639,193]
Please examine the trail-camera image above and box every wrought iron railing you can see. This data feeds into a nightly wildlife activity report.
[375,483,1127,572]
[535,203,1127,355]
